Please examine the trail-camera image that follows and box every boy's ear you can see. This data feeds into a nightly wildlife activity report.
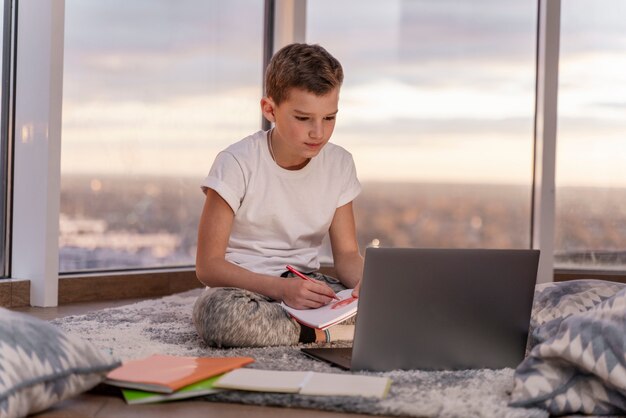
[260,97,276,123]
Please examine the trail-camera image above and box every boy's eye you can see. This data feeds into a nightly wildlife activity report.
[293,115,336,121]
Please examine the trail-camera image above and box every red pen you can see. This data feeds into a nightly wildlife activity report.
[286,265,340,301]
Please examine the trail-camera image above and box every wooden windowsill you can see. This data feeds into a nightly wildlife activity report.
[58,268,203,304]
[0,279,31,308]
[554,268,626,283]
[4,265,625,308]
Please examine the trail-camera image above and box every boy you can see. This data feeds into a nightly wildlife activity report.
[193,43,363,347]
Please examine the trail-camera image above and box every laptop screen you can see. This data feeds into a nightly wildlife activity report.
[350,248,539,371]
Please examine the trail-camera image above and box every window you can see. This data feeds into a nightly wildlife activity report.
[60,0,264,272]
[555,0,626,270]
[10,0,626,307]
[0,0,11,279]
[307,0,537,250]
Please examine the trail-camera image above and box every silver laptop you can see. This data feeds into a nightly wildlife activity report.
[302,247,539,371]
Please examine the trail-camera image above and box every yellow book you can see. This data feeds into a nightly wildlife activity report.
[214,369,391,398]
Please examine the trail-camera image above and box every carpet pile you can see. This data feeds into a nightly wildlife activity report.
[51,289,547,418]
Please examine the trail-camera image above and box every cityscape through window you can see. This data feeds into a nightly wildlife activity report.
[58,0,626,273]
[60,0,263,271]
[555,0,626,270]
[308,0,536,252]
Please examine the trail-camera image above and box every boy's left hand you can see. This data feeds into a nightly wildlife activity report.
[351,280,361,298]
[281,278,337,310]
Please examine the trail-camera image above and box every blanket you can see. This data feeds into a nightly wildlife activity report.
[510,279,626,415]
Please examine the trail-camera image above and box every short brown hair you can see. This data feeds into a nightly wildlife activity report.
[265,43,343,105]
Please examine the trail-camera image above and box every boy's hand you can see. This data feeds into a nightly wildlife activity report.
[281,278,337,310]
[351,280,361,298]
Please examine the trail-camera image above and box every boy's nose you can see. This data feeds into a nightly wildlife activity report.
[309,122,323,139]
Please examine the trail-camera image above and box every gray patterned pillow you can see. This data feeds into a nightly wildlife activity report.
[0,308,120,418]
[512,284,626,415]
[527,279,625,352]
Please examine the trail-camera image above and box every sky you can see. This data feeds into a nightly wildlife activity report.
[60,0,626,187]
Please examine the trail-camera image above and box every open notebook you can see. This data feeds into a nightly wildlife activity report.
[214,368,390,398]
[280,289,357,330]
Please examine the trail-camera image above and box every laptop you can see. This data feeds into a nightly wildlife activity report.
[302,247,539,372]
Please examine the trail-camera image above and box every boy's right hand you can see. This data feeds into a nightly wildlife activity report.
[281,278,337,310]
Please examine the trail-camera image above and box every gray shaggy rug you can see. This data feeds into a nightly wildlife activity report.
[51,289,547,418]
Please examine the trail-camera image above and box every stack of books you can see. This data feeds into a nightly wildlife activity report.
[105,353,391,404]
[105,354,254,404]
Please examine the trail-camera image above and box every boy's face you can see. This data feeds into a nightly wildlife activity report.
[261,87,339,168]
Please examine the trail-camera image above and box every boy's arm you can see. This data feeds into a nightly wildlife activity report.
[196,188,336,309]
[329,201,364,295]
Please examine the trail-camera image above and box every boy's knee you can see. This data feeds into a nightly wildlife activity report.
[193,287,269,322]
[192,287,299,348]
[193,287,243,347]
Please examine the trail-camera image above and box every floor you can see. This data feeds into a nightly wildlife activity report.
[14,299,385,418]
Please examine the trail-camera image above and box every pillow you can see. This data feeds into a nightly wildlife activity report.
[511,286,626,415]
[0,307,120,418]
[527,279,625,351]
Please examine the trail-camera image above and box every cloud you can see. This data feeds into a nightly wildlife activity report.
[59,0,626,187]
[560,0,626,54]
[64,0,264,101]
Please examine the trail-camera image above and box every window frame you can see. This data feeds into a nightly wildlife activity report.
[0,0,16,279]
[532,0,560,283]
[10,0,64,306]
[4,0,621,307]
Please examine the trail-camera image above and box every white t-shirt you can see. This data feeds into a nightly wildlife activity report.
[201,130,361,276]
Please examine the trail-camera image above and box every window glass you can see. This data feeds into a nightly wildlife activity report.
[307,0,536,250]
[555,0,626,270]
[61,0,263,272]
